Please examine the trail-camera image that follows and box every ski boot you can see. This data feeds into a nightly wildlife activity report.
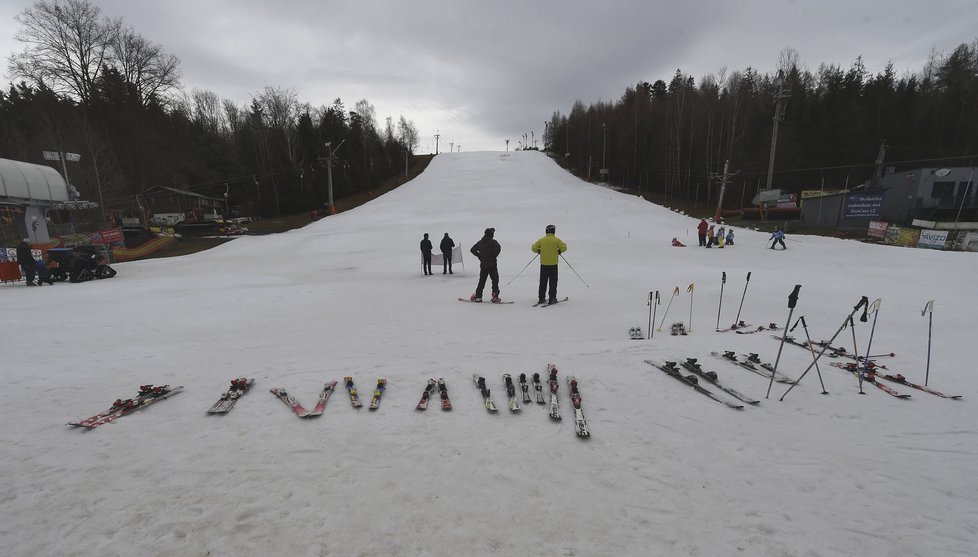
[470,293,482,302]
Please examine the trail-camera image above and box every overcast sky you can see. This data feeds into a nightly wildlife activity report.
[2,0,977,152]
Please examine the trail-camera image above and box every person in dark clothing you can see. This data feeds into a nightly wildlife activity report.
[697,219,708,247]
[16,238,36,286]
[439,233,455,274]
[34,258,54,285]
[469,227,501,302]
[420,233,433,275]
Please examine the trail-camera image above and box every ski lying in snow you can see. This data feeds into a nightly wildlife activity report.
[547,364,561,420]
[207,378,254,413]
[459,297,514,304]
[532,372,545,404]
[717,321,751,333]
[771,334,837,356]
[70,385,184,428]
[369,378,387,410]
[875,372,960,399]
[344,376,363,408]
[308,381,338,416]
[645,361,743,409]
[710,351,795,384]
[270,388,311,418]
[473,374,497,412]
[680,358,760,405]
[416,379,436,410]
[565,376,591,437]
[518,372,531,403]
[808,340,895,361]
[438,378,452,410]
[503,373,521,411]
[735,323,780,335]
[830,363,911,398]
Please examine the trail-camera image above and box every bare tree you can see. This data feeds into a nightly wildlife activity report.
[397,116,419,152]
[8,0,119,104]
[256,86,302,165]
[110,25,181,107]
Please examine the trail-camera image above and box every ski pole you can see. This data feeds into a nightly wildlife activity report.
[506,253,538,285]
[859,299,881,393]
[656,287,679,332]
[766,284,801,398]
[650,291,660,339]
[716,272,726,331]
[847,316,863,393]
[559,253,589,288]
[733,272,751,328]
[795,316,828,394]
[687,283,695,333]
[922,300,934,385]
[781,296,869,401]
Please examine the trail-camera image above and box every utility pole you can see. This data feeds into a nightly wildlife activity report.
[711,160,738,223]
[404,151,409,177]
[871,140,887,189]
[449,141,454,153]
[434,131,440,154]
[600,123,609,181]
[319,139,345,215]
[505,139,509,151]
[763,70,791,220]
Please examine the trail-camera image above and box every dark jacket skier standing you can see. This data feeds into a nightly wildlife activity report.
[439,233,455,274]
[420,233,433,275]
[16,238,36,286]
[469,228,501,302]
[531,224,567,304]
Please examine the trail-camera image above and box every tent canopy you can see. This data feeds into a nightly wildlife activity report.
[0,157,69,203]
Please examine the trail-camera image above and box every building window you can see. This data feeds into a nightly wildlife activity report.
[932,181,955,205]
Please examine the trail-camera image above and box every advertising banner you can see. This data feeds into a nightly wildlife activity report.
[843,192,885,219]
[90,228,124,245]
[917,229,948,250]
[867,221,888,239]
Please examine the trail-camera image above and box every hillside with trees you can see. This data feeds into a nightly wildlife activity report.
[1,0,421,221]
[544,44,978,210]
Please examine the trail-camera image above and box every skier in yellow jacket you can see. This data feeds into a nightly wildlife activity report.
[531,224,568,305]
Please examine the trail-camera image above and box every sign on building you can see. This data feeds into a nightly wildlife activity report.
[917,229,948,250]
[867,221,888,239]
[843,192,885,219]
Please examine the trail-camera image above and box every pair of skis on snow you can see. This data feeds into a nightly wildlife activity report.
[711,351,797,384]
[270,377,386,417]
[69,384,185,429]
[646,360,753,410]
[829,361,961,399]
[415,378,452,410]
[458,296,568,307]
[473,366,590,438]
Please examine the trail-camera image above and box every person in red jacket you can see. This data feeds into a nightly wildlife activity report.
[697,219,708,246]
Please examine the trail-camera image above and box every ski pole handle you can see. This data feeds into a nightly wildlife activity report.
[746,272,751,282]
[787,284,801,309]
[857,295,869,322]
[722,271,726,284]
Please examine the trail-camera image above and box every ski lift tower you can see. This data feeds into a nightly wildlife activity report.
[762,70,791,220]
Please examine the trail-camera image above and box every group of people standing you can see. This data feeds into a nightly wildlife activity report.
[419,233,456,275]
[696,219,735,248]
[420,224,568,305]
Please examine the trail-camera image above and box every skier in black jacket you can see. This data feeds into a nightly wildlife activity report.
[469,228,501,302]
[420,233,433,275]
[16,238,36,286]
[439,233,455,274]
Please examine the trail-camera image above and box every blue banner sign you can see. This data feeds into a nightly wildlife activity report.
[843,192,884,219]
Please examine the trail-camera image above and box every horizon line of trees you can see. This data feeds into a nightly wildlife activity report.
[0,0,422,220]
[544,42,978,209]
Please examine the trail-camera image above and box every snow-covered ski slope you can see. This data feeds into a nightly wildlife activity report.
[2,151,976,557]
